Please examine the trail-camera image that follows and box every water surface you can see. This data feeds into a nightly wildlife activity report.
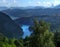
[21,25,31,38]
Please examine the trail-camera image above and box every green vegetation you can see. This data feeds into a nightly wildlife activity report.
[28,20,55,47]
[0,20,60,47]
[0,36,24,47]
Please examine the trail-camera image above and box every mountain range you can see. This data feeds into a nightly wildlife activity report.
[2,6,60,20]
[0,12,23,39]
[1,5,60,30]
[0,7,8,11]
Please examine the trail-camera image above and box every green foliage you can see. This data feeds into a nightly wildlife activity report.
[54,30,60,47]
[0,35,24,47]
[29,20,55,47]
[14,39,24,47]
[0,20,58,47]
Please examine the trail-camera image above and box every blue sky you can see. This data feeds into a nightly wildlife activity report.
[0,0,60,7]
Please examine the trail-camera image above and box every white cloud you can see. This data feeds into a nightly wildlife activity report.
[0,0,60,7]
[0,0,18,7]
[29,1,52,7]
[28,0,60,7]
[36,2,41,5]
[42,2,52,7]
[53,0,60,6]
[33,2,41,6]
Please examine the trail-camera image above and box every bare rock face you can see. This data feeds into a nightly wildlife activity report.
[0,12,23,39]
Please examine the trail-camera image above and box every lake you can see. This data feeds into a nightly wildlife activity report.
[21,25,31,38]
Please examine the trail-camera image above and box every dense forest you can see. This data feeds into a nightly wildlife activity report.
[0,20,60,47]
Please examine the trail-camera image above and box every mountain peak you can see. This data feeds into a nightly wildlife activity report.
[54,4,60,8]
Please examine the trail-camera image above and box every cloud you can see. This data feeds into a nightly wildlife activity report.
[0,0,18,7]
[42,2,52,7]
[36,2,41,5]
[0,0,60,7]
[53,0,60,6]
[28,1,52,7]
[26,0,60,7]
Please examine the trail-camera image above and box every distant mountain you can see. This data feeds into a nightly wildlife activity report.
[54,5,60,8]
[2,8,28,20]
[0,7,8,11]
[15,16,60,30]
[3,7,60,19]
[10,6,45,9]
[0,12,23,39]
[15,16,60,24]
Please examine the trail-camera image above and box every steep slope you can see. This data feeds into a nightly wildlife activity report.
[0,12,23,39]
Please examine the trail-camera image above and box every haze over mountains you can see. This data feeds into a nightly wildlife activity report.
[1,5,60,27]
[1,4,60,20]
[54,5,60,8]
[0,7,8,11]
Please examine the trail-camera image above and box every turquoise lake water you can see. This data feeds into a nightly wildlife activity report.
[21,25,31,38]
